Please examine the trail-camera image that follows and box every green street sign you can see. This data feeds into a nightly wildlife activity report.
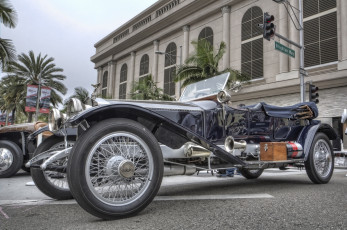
[275,41,295,58]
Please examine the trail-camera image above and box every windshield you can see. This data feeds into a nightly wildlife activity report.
[179,73,230,102]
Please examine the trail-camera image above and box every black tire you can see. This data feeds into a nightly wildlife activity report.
[239,168,264,179]
[21,165,31,173]
[31,136,75,200]
[67,118,163,219]
[0,140,23,178]
[305,132,334,184]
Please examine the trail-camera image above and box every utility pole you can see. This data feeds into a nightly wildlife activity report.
[266,0,306,102]
[298,0,305,102]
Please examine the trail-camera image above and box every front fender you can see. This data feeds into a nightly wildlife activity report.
[302,123,337,161]
[66,104,246,166]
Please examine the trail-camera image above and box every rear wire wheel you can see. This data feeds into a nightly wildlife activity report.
[67,118,163,219]
[305,132,334,184]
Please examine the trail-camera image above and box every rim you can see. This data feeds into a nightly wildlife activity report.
[313,139,332,178]
[43,141,74,191]
[0,148,14,172]
[85,132,154,206]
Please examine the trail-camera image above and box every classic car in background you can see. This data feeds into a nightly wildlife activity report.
[0,122,49,178]
[26,73,336,219]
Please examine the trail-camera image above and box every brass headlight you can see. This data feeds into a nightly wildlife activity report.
[48,108,66,131]
[67,98,85,117]
[217,90,231,103]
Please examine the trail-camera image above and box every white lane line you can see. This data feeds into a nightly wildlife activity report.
[0,193,273,206]
[0,206,10,219]
[0,199,76,206]
[154,193,273,201]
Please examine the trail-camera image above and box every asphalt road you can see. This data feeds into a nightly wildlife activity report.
[1,169,347,230]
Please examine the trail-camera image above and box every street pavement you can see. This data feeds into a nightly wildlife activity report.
[0,168,347,229]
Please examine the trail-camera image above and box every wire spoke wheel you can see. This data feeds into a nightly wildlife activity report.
[305,132,334,184]
[31,136,75,200]
[313,139,332,178]
[86,132,153,206]
[67,118,163,219]
[43,141,75,192]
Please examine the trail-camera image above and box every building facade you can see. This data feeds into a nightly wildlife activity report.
[91,0,347,147]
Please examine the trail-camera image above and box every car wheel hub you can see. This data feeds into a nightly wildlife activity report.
[106,156,135,180]
[0,148,13,172]
[313,139,332,178]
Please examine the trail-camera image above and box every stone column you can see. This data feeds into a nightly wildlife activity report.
[222,6,231,69]
[288,0,300,71]
[153,40,160,82]
[182,25,190,63]
[97,67,102,95]
[127,51,136,99]
[279,3,289,73]
[338,0,347,70]
[107,61,116,98]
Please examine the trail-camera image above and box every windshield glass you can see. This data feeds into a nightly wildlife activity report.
[179,73,230,102]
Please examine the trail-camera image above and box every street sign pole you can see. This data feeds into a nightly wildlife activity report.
[271,0,306,102]
[298,0,305,102]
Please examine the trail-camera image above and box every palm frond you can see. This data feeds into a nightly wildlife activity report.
[0,0,17,28]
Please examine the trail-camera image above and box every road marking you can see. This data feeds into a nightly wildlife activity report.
[0,206,10,219]
[0,193,273,206]
[154,193,273,201]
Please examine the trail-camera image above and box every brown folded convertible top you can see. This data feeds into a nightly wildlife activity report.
[0,122,48,134]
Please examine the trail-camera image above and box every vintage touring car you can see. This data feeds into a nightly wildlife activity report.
[26,73,336,219]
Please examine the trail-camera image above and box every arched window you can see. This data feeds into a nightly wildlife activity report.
[101,71,108,98]
[303,0,337,67]
[119,64,127,99]
[164,42,177,96]
[241,6,263,80]
[139,54,149,76]
[198,27,214,46]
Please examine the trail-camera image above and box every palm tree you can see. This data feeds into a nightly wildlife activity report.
[0,75,25,125]
[4,50,67,122]
[175,39,250,88]
[131,74,173,101]
[67,87,90,103]
[0,0,17,70]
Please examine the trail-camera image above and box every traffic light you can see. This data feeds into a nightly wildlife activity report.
[263,12,275,41]
[308,83,319,104]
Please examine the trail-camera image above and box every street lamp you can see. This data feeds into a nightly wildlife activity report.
[155,46,183,95]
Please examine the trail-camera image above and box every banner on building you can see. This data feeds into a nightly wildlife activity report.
[25,85,51,114]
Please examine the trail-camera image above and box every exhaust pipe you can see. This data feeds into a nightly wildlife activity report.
[184,142,211,158]
[164,165,197,176]
[225,136,247,153]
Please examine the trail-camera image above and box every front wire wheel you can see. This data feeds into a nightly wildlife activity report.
[31,136,75,200]
[305,132,334,184]
[67,118,163,219]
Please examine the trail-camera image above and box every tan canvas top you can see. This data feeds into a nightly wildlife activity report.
[0,122,48,134]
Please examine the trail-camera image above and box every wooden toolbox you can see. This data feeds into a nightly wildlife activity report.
[260,142,287,161]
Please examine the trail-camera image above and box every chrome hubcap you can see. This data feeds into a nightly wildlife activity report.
[0,148,13,172]
[313,139,332,178]
[105,156,135,180]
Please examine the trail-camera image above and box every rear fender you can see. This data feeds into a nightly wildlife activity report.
[67,104,246,166]
[302,123,337,161]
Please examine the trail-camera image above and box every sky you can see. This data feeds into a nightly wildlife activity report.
[1,0,158,102]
